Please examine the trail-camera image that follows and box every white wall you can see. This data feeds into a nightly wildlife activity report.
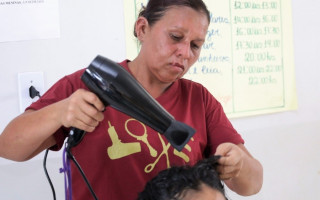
[0,0,319,199]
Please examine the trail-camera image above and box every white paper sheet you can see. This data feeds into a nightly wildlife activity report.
[123,0,297,118]
[0,0,60,43]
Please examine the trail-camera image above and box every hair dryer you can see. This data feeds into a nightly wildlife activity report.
[68,55,196,151]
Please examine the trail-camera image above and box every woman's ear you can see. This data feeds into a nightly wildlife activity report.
[135,17,149,42]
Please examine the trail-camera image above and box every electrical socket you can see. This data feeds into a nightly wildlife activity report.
[18,72,45,113]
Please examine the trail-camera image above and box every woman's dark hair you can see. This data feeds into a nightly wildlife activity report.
[137,156,227,200]
[134,0,210,37]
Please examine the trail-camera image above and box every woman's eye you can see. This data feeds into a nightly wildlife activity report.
[191,43,200,50]
[170,34,182,41]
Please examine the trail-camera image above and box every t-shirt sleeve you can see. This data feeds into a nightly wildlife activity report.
[26,69,85,151]
[204,88,244,156]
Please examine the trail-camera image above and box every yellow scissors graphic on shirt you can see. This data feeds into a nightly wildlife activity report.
[144,134,171,173]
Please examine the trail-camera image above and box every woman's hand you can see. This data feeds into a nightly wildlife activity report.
[58,89,105,132]
[0,88,105,161]
[214,142,263,196]
[215,142,244,180]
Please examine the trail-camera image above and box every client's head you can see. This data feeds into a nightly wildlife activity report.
[137,156,227,200]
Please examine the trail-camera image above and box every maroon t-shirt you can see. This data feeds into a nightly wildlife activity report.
[27,60,244,200]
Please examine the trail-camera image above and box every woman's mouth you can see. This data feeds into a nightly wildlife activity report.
[172,63,185,71]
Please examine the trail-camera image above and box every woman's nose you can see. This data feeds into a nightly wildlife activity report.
[176,42,191,59]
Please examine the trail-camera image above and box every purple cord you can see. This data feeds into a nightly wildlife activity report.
[60,146,72,200]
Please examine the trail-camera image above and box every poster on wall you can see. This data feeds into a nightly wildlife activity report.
[0,0,60,43]
[123,0,297,118]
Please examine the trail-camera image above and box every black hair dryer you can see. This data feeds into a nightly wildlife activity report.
[77,55,196,151]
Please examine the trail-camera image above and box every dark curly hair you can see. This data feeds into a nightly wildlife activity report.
[134,0,210,37]
[137,156,227,200]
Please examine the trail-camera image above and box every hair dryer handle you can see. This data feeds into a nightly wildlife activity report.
[66,128,86,150]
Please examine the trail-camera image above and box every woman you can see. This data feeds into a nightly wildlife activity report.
[0,0,263,199]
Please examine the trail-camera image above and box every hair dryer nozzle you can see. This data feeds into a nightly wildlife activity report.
[164,121,196,151]
[80,55,196,151]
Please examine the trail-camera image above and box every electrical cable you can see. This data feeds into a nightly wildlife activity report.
[29,85,41,98]
[43,149,57,200]
[66,148,99,200]
[67,150,98,200]
[30,85,56,200]
[31,84,98,199]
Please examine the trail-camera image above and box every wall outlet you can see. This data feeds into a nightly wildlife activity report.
[18,72,45,113]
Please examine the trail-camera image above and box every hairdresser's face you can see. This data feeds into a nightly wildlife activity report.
[138,6,209,83]
[180,183,226,200]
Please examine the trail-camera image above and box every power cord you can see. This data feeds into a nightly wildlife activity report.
[29,85,41,98]
[30,85,98,199]
[64,128,99,199]
[66,146,99,200]
[44,149,56,200]
[29,85,57,200]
